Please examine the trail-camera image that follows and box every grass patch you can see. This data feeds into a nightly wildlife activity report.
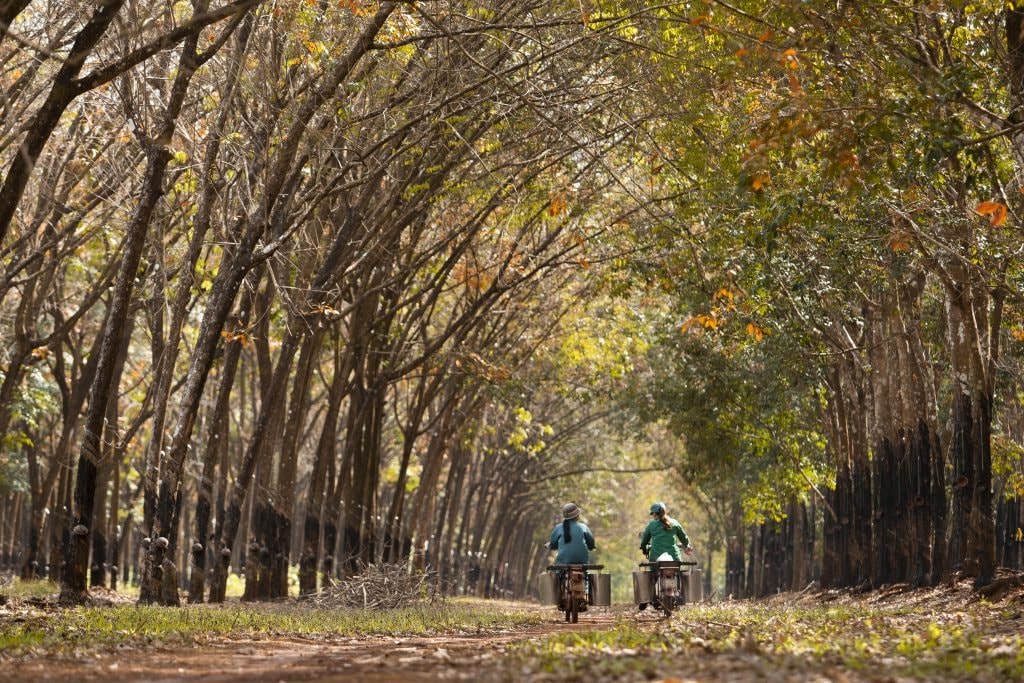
[0,578,61,601]
[0,598,545,656]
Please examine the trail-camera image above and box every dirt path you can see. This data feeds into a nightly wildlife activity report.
[0,611,625,683]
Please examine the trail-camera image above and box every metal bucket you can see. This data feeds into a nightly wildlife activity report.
[687,568,703,603]
[538,571,559,605]
[591,573,611,606]
[632,570,652,604]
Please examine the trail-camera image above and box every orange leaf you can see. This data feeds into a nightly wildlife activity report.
[746,323,764,342]
[837,150,859,169]
[975,200,1007,227]
[690,15,709,26]
[888,230,912,252]
[751,173,769,191]
[549,193,568,217]
[735,48,749,58]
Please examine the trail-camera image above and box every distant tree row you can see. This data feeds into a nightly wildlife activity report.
[627,0,1024,594]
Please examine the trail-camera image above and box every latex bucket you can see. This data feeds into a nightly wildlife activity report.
[591,573,611,606]
[687,567,703,603]
[538,572,559,605]
[632,570,652,603]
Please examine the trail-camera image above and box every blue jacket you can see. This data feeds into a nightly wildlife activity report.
[549,519,596,564]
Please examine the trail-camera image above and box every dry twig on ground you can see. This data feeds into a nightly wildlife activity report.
[309,564,438,609]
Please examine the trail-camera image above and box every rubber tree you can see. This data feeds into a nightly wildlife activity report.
[60,1,256,605]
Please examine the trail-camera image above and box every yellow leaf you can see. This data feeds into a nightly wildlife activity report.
[975,200,1008,227]
[713,288,736,309]
[682,313,722,334]
[746,323,764,342]
[1012,327,1024,342]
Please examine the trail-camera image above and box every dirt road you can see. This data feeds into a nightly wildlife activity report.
[0,610,625,682]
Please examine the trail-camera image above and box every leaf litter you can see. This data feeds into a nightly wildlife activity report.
[0,575,1020,682]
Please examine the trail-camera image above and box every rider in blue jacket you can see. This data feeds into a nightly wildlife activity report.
[548,502,596,563]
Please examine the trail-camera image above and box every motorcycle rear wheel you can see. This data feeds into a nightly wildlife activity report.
[661,594,674,617]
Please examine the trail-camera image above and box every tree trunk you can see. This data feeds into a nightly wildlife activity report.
[210,333,300,602]
[299,340,347,595]
[59,135,172,604]
[271,328,324,597]
[943,271,997,587]
[189,278,258,602]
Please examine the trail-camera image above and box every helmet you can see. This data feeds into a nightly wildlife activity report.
[649,502,666,514]
[562,502,581,520]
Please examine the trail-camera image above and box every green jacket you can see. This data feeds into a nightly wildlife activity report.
[640,517,690,561]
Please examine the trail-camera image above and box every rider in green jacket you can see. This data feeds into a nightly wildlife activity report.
[640,501,693,561]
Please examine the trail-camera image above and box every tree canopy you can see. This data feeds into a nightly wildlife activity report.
[0,0,1022,604]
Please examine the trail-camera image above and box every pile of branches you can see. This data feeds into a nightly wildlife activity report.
[310,563,439,609]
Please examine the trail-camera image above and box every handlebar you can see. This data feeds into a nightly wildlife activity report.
[547,564,604,571]
[640,560,696,568]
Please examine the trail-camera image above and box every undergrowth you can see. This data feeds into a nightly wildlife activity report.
[514,600,1024,681]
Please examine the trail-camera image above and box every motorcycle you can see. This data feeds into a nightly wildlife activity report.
[637,558,696,616]
[546,563,604,623]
